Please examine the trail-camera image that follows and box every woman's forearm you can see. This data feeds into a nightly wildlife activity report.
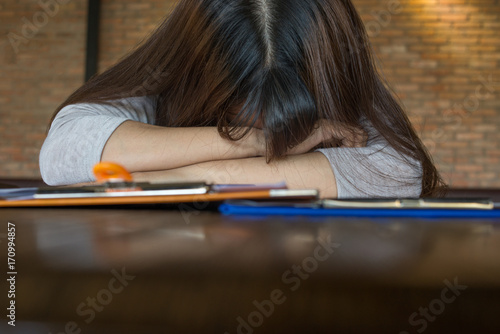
[101,118,368,175]
[132,152,338,199]
[102,121,263,173]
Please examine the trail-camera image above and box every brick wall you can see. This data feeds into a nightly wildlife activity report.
[355,0,500,187]
[98,1,177,72]
[0,0,499,188]
[0,0,86,178]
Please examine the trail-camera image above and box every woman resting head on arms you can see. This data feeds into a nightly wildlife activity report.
[40,0,446,199]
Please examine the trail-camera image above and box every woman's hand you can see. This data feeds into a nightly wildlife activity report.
[234,120,368,158]
[286,119,368,155]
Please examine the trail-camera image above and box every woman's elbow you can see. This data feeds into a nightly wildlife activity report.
[39,139,89,186]
[39,141,63,186]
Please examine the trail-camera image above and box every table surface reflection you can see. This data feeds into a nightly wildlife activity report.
[1,206,500,334]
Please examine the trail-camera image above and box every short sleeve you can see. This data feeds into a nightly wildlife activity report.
[39,96,157,185]
[315,124,422,198]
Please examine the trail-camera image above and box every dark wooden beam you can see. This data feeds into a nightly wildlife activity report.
[85,0,101,82]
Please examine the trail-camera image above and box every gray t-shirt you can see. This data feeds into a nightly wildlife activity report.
[39,96,422,198]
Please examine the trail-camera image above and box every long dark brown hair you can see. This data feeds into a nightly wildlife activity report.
[51,0,446,197]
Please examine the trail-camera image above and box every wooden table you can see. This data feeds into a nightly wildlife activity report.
[1,205,500,333]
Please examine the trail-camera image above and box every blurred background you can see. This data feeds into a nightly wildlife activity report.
[0,0,499,187]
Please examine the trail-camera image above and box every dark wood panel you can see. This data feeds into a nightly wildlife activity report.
[1,207,500,333]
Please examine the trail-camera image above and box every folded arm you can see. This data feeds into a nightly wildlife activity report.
[40,96,420,199]
[40,96,354,186]
[40,97,264,185]
[102,121,263,172]
[132,152,338,199]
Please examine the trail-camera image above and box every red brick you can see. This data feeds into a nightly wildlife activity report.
[440,14,468,21]
[455,165,484,172]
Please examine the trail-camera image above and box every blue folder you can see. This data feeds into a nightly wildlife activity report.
[219,200,500,219]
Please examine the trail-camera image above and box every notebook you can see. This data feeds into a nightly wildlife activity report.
[0,182,319,207]
[0,162,318,207]
[219,198,500,219]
